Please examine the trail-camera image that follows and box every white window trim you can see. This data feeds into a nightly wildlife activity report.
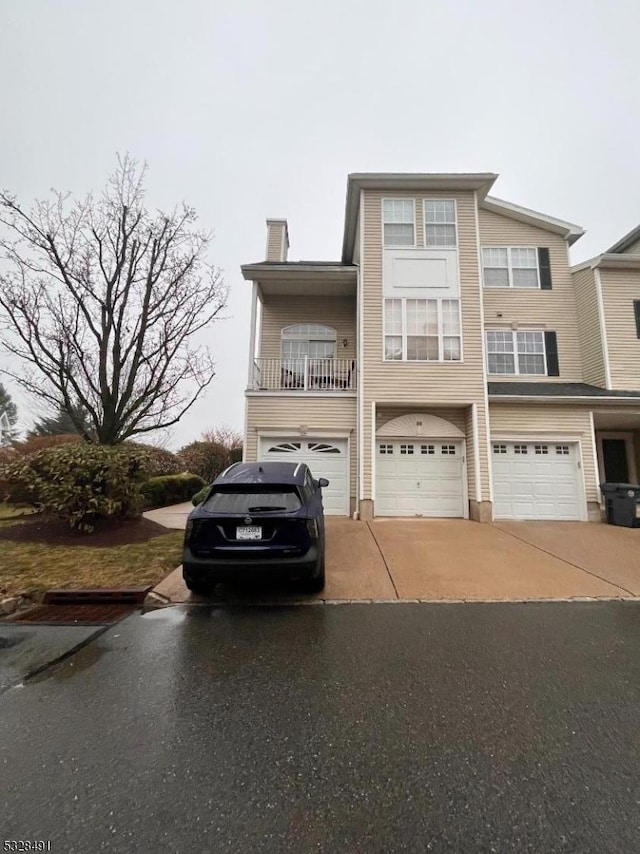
[381,198,417,248]
[383,297,463,363]
[423,199,458,249]
[482,246,540,289]
[486,329,548,376]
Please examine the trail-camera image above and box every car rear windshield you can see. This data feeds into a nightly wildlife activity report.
[203,490,302,513]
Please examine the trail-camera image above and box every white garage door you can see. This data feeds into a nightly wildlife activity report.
[376,441,465,517]
[258,438,349,516]
[492,441,583,520]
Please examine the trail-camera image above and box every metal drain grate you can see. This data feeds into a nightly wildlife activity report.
[10,603,135,625]
[43,587,151,605]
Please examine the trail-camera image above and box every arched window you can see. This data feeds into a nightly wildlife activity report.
[281,324,336,361]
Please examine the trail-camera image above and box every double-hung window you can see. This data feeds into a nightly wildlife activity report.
[486,330,546,375]
[482,247,540,288]
[383,200,415,246]
[424,200,457,247]
[384,298,461,361]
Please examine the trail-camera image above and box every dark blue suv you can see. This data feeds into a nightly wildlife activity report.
[183,461,328,594]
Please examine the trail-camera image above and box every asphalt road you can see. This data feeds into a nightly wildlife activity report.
[1,601,640,853]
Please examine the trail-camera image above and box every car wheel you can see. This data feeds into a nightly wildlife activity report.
[183,575,212,596]
[301,553,325,594]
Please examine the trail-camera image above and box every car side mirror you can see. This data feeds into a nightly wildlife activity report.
[317,477,330,488]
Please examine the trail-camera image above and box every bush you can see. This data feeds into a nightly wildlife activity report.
[0,435,85,506]
[11,433,83,455]
[126,442,184,477]
[191,485,210,506]
[0,443,152,531]
[141,473,205,509]
[177,441,232,483]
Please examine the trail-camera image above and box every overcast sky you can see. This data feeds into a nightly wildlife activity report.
[1,0,639,448]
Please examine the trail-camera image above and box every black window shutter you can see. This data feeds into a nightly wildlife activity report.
[544,331,560,376]
[538,248,552,289]
[634,300,640,338]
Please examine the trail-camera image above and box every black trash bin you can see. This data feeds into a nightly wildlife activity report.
[600,483,640,528]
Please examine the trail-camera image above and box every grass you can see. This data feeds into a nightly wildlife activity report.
[0,526,184,598]
[0,502,35,521]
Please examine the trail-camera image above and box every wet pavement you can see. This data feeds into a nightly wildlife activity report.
[0,623,108,692]
[1,601,640,852]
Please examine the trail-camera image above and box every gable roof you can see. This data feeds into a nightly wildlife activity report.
[342,172,498,262]
[606,224,640,254]
[480,197,585,245]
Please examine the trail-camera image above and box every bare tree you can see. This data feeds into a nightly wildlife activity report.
[201,424,243,450]
[0,155,227,444]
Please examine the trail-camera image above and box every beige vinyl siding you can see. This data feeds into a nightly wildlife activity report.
[244,395,357,502]
[489,403,597,502]
[259,296,356,361]
[266,224,285,262]
[479,209,583,382]
[362,190,490,502]
[599,268,640,390]
[572,266,606,388]
[622,239,640,255]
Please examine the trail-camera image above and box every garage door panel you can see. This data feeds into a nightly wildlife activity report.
[492,441,583,521]
[259,438,349,516]
[376,440,465,517]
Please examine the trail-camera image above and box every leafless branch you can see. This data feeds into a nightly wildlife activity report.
[0,154,228,444]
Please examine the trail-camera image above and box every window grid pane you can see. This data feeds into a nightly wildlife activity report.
[484,268,510,287]
[510,248,537,268]
[384,299,403,335]
[383,199,414,223]
[425,224,457,247]
[425,200,456,223]
[384,336,403,360]
[483,248,508,267]
[407,336,439,361]
[383,298,461,362]
[512,268,539,288]
[488,353,516,374]
[487,331,514,353]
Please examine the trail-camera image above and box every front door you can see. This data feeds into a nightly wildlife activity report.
[602,439,630,483]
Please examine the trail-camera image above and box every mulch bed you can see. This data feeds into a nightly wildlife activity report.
[0,514,172,547]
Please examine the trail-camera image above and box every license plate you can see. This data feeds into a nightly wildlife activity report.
[236,526,262,540]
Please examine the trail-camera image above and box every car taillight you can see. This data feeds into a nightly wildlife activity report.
[306,519,318,538]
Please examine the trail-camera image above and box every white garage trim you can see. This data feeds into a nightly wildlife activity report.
[377,412,465,439]
[371,401,377,502]
[258,433,350,516]
[491,437,587,521]
[257,429,353,438]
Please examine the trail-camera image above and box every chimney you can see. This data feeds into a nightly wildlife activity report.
[265,219,289,262]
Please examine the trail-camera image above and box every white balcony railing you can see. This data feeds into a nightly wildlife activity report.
[252,358,356,391]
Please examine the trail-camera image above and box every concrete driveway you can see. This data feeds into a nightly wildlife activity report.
[147,505,640,603]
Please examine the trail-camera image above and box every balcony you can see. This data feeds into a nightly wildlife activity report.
[251,358,357,392]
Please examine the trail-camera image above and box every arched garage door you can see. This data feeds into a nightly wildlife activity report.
[258,438,349,516]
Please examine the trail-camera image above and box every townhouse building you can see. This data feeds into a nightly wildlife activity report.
[241,173,640,522]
